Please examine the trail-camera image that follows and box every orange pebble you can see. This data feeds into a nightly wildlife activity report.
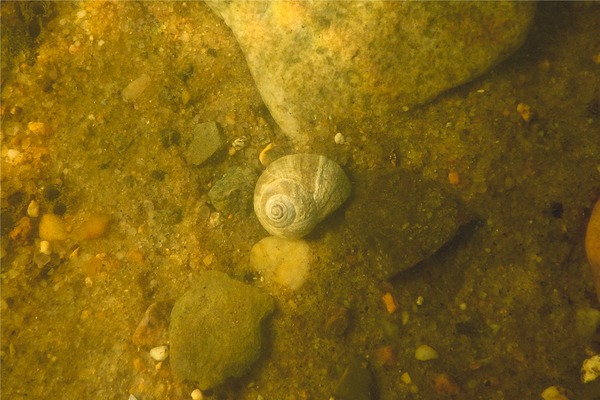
[9,216,32,243]
[373,345,397,368]
[585,196,600,302]
[448,170,460,186]
[382,292,398,314]
[433,373,461,395]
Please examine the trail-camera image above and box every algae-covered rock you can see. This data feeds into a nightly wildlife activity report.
[208,166,258,215]
[169,271,274,389]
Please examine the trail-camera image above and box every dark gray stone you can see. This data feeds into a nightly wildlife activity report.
[345,169,470,278]
[169,271,274,389]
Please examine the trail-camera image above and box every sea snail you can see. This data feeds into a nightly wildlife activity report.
[253,154,351,239]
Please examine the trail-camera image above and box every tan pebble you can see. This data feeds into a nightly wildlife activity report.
[39,240,52,255]
[76,213,110,241]
[585,196,600,302]
[27,200,40,218]
[249,236,311,290]
[191,389,203,400]
[149,345,169,362]
[39,214,68,241]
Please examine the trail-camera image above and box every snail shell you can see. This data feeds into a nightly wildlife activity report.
[253,154,351,239]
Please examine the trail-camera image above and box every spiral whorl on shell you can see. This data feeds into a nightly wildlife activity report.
[254,154,351,239]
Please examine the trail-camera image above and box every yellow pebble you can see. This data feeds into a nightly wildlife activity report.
[516,102,533,123]
[400,372,412,384]
[76,213,110,241]
[27,121,48,135]
[39,214,69,241]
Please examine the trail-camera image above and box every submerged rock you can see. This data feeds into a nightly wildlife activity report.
[206,1,535,142]
[169,271,274,389]
[346,169,470,278]
[208,166,258,215]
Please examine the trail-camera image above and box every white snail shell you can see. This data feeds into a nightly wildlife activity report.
[254,154,351,239]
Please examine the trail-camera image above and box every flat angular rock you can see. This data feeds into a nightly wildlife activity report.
[346,169,470,278]
[169,271,274,389]
[206,1,535,142]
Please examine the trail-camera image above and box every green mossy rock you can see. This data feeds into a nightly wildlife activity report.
[169,271,274,389]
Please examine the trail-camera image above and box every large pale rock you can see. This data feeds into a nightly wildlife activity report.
[206,1,535,142]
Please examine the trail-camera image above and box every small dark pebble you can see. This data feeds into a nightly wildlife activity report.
[150,170,166,181]
[43,185,61,201]
[1,209,15,235]
[550,202,564,218]
[7,191,27,208]
[53,202,67,216]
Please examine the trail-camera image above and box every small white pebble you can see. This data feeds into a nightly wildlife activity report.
[459,302,467,311]
[39,240,52,255]
[416,295,424,306]
[191,388,203,400]
[149,345,169,362]
[334,132,345,145]
[27,200,40,218]
[415,344,439,361]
